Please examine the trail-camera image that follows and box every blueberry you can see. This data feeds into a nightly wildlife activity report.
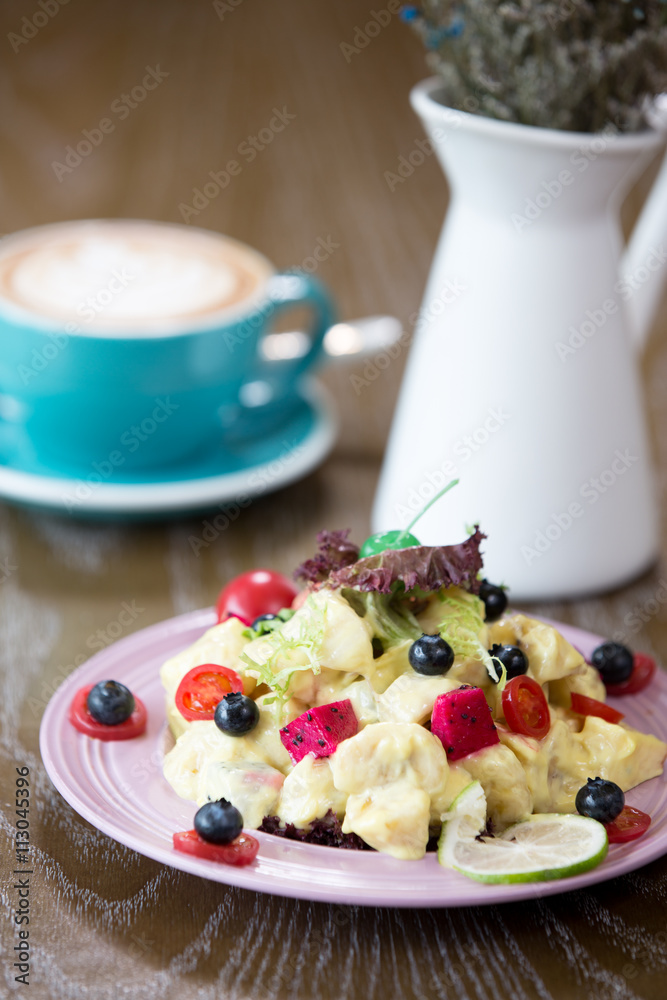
[86,680,135,725]
[194,799,243,844]
[214,692,260,736]
[479,580,508,621]
[575,777,625,824]
[409,634,455,675]
[591,642,634,685]
[251,613,277,630]
[489,644,528,682]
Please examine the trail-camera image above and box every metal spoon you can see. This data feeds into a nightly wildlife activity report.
[260,315,404,365]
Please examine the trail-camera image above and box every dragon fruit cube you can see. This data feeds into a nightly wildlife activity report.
[431,686,499,762]
[280,699,358,765]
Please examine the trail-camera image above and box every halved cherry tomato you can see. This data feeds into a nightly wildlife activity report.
[570,692,625,724]
[605,805,651,843]
[69,684,147,740]
[175,664,243,721]
[502,675,550,740]
[605,652,657,697]
[173,829,259,866]
[216,569,298,626]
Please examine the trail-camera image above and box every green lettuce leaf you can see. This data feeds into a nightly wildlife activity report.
[240,595,325,715]
[242,607,295,641]
[341,587,422,649]
[434,588,500,683]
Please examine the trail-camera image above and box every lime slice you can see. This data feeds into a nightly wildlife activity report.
[440,780,487,841]
[437,783,608,883]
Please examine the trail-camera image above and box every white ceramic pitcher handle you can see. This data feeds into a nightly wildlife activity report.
[622,95,667,351]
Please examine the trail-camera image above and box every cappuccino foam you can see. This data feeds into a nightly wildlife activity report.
[0,220,271,333]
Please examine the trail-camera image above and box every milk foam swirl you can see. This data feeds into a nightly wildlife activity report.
[0,221,270,333]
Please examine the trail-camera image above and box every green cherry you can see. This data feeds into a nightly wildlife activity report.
[359,529,421,557]
[358,478,460,558]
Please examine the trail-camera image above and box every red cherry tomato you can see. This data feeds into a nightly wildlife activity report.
[570,692,625,724]
[291,587,311,612]
[605,805,651,844]
[605,652,657,696]
[216,569,298,626]
[172,829,259,866]
[69,684,147,740]
[502,675,551,740]
[175,664,243,721]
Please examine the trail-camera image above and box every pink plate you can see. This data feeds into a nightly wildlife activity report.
[39,610,667,907]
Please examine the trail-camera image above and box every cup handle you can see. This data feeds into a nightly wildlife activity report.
[240,272,335,409]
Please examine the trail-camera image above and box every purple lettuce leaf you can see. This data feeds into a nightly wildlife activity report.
[329,527,486,595]
[294,529,360,585]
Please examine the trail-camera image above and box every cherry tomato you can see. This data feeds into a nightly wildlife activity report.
[291,587,311,611]
[605,805,651,844]
[69,684,147,740]
[216,569,298,626]
[172,829,259,866]
[570,692,625,724]
[175,664,243,721]
[502,675,550,740]
[604,652,657,697]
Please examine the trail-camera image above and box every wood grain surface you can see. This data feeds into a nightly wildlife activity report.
[1,1,667,998]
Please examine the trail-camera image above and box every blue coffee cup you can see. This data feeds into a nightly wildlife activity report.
[0,220,335,472]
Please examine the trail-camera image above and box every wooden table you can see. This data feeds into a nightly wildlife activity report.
[1,2,667,997]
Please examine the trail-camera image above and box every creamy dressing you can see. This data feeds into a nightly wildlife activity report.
[277,756,347,829]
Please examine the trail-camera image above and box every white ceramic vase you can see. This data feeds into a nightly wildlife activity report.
[374,78,667,601]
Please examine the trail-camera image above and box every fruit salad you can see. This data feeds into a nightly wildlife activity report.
[161,527,667,866]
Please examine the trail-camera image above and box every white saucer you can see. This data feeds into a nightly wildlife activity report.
[0,380,337,519]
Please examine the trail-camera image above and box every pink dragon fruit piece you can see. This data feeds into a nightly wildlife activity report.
[280,699,358,765]
[431,686,499,762]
